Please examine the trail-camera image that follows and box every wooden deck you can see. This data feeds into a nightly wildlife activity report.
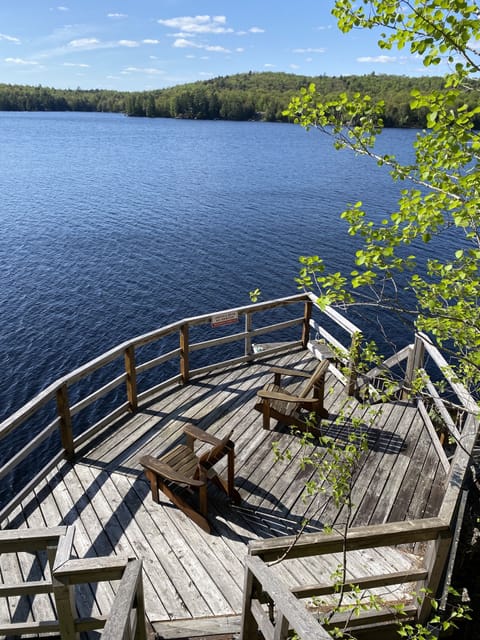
[2,347,449,637]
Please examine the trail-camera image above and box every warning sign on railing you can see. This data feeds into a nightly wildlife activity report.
[211,311,239,328]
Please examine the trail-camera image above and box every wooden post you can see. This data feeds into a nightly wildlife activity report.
[403,333,425,399]
[245,312,252,358]
[50,526,78,640]
[240,563,258,640]
[274,613,290,640]
[51,576,78,639]
[302,300,312,348]
[416,529,452,622]
[133,561,147,640]
[346,331,362,397]
[124,345,138,412]
[101,560,147,640]
[180,324,190,384]
[56,383,74,461]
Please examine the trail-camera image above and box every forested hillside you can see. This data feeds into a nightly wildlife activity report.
[1,72,478,128]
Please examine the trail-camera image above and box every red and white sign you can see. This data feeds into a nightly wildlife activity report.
[211,311,239,328]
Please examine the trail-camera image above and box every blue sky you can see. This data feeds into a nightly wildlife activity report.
[0,1,431,91]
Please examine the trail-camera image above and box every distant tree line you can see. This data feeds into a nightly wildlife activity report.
[0,84,125,113]
[1,72,479,128]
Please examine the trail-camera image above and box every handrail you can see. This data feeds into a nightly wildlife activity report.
[101,559,146,640]
[241,555,334,640]
[242,517,452,636]
[415,332,478,414]
[248,517,449,562]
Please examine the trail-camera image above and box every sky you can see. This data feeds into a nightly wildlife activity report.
[0,1,433,92]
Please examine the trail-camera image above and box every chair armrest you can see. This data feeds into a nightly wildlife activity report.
[257,389,319,405]
[269,366,310,379]
[139,455,205,487]
[183,423,222,446]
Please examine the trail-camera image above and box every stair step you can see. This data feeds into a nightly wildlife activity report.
[152,614,240,639]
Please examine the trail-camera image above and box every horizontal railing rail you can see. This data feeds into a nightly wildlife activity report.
[241,517,452,637]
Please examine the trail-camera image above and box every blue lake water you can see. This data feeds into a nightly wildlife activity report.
[0,112,458,427]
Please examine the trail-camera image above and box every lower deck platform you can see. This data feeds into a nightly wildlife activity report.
[1,348,448,636]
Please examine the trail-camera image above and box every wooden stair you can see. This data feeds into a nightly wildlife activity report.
[152,614,240,639]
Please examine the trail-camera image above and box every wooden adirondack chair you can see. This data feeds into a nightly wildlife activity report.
[139,424,241,533]
[254,359,330,433]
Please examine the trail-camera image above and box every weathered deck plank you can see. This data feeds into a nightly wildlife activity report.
[1,348,450,635]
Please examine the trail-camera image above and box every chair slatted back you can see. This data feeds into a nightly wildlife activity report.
[198,431,234,470]
[300,360,329,398]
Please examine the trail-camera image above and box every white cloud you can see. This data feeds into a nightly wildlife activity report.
[173,38,230,53]
[118,40,139,47]
[357,55,397,63]
[0,33,21,44]
[69,38,100,49]
[173,38,196,48]
[63,62,90,67]
[205,44,229,52]
[264,63,275,68]
[158,15,233,34]
[107,13,127,18]
[143,39,160,44]
[289,63,300,70]
[236,47,244,53]
[122,66,165,75]
[293,47,325,54]
[66,37,141,53]
[249,27,264,33]
[4,57,38,65]
[56,6,69,11]
[315,25,332,31]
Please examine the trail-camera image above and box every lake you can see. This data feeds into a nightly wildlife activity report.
[0,112,453,426]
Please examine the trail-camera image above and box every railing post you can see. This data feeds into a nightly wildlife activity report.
[134,561,147,640]
[302,300,312,348]
[50,526,78,639]
[403,333,425,399]
[274,613,290,640]
[125,345,138,412]
[56,383,74,461]
[180,323,190,384]
[245,312,252,358]
[416,529,452,622]
[346,331,362,397]
[101,559,147,640]
[240,563,258,640]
